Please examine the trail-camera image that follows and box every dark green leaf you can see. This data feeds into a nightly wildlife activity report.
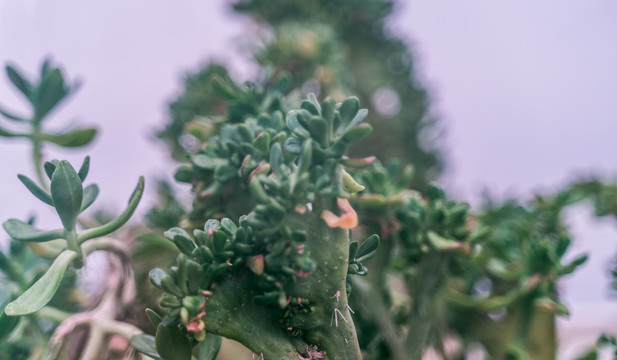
[17,174,53,206]
[198,334,222,360]
[283,136,302,154]
[339,97,359,127]
[131,334,162,360]
[155,323,192,360]
[41,127,97,147]
[80,184,99,212]
[2,219,63,242]
[44,160,59,180]
[5,250,77,315]
[356,234,379,261]
[0,288,19,339]
[50,160,83,231]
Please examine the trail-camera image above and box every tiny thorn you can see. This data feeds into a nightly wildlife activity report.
[346,304,355,314]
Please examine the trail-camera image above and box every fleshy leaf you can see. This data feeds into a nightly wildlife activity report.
[80,184,99,212]
[3,219,64,242]
[198,334,222,360]
[131,334,162,360]
[155,323,192,360]
[78,176,144,243]
[356,234,380,262]
[5,250,77,315]
[17,174,53,206]
[50,160,83,231]
[78,156,91,181]
[6,64,33,100]
[41,127,97,148]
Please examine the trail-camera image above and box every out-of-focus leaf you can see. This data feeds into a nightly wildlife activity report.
[198,334,222,360]
[41,127,97,148]
[5,250,77,315]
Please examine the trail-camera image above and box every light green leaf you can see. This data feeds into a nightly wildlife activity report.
[3,219,64,242]
[5,250,77,315]
[198,334,222,360]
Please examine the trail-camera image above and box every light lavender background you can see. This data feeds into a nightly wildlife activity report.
[1,0,616,357]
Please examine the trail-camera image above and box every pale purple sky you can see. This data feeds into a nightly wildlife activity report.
[1,1,616,355]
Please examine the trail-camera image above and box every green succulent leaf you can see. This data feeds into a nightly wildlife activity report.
[80,184,99,212]
[78,176,144,243]
[155,323,192,360]
[0,104,26,122]
[6,64,33,100]
[149,268,167,288]
[198,334,223,360]
[78,155,91,181]
[17,174,53,206]
[35,68,69,119]
[356,234,380,262]
[3,219,64,242]
[50,160,83,231]
[145,308,163,329]
[0,288,19,339]
[5,250,77,315]
[131,334,162,360]
[41,127,97,148]
[44,160,59,180]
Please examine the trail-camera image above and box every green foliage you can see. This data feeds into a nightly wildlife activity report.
[2,158,144,317]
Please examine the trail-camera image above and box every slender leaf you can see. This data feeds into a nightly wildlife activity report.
[6,64,33,100]
[80,184,99,212]
[17,174,53,206]
[131,334,162,360]
[5,250,77,315]
[41,127,97,148]
[44,160,59,180]
[78,176,144,243]
[356,234,380,261]
[0,104,26,122]
[78,156,90,181]
[3,219,64,242]
[145,308,163,328]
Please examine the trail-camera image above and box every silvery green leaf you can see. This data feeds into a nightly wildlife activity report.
[3,219,63,242]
